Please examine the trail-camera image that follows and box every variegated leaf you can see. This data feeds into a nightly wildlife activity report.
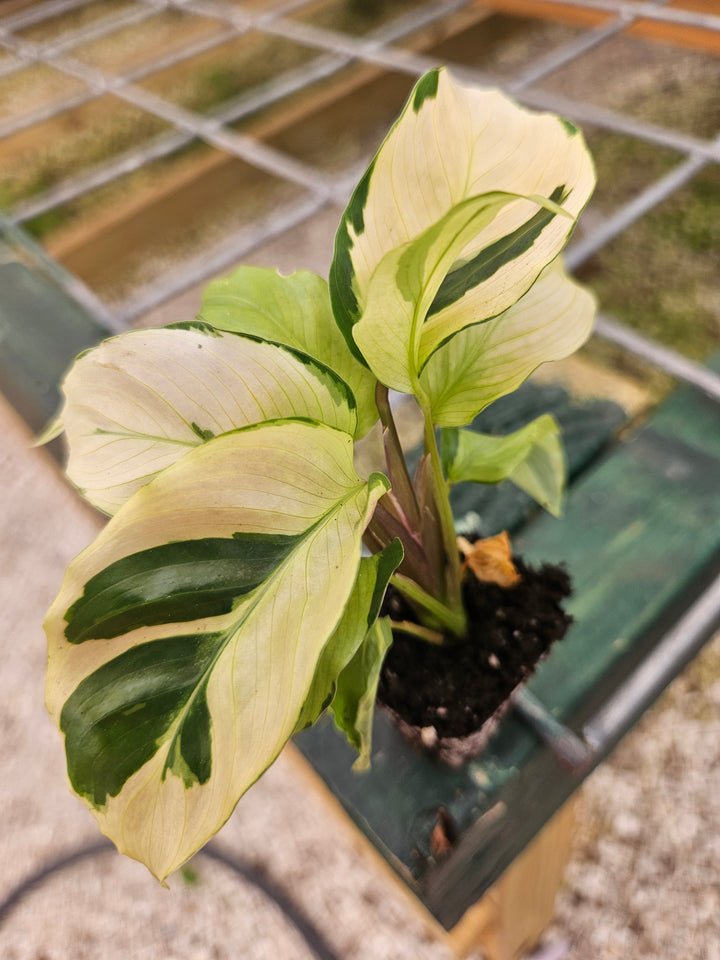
[45,419,388,881]
[442,413,565,516]
[351,191,565,393]
[57,324,357,515]
[200,267,378,438]
[330,67,594,382]
[294,539,403,734]
[420,258,596,426]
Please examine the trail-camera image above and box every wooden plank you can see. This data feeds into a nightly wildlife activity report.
[447,799,576,959]
[478,0,720,53]
[0,260,108,433]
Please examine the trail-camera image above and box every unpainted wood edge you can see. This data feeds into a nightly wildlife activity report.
[283,742,577,960]
[446,798,577,959]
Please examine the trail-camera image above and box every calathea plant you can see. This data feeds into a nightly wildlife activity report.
[43,68,596,881]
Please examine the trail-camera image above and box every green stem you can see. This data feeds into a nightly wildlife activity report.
[389,619,445,645]
[391,573,465,637]
[419,399,465,624]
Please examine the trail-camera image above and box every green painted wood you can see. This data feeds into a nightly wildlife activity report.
[296,371,720,928]
[0,261,109,433]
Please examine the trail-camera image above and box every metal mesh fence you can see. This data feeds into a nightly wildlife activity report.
[0,0,718,392]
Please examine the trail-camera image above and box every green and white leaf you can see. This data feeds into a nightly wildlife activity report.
[331,66,594,381]
[294,539,403,734]
[200,267,378,438]
[352,191,567,393]
[330,616,394,772]
[55,324,357,515]
[442,413,565,516]
[420,258,596,426]
[45,419,388,881]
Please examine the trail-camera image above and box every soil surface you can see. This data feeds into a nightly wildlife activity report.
[377,559,572,739]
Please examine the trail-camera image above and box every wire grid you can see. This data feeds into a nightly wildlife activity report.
[0,0,719,919]
[0,0,717,391]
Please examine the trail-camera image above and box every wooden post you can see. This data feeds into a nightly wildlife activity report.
[447,799,576,959]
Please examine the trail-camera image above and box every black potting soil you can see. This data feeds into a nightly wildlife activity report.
[377,559,572,739]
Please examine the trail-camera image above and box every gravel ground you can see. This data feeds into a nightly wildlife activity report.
[544,632,720,960]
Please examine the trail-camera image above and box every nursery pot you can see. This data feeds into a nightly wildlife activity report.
[374,554,574,767]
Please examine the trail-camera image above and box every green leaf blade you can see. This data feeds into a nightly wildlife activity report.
[330,617,394,772]
[442,414,566,516]
[421,258,597,427]
[294,539,403,734]
[200,267,378,437]
[331,67,595,386]
[352,192,519,392]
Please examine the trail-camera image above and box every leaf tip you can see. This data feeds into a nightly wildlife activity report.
[412,67,441,112]
[33,414,64,446]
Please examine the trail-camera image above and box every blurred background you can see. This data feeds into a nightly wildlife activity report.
[0,1,718,958]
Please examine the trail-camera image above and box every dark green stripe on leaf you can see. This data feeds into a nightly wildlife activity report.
[560,118,579,136]
[427,186,568,318]
[166,320,222,337]
[64,533,304,644]
[329,159,376,364]
[61,633,220,806]
[191,422,215,441]
[412,68,440,111]
[164,680,212,788]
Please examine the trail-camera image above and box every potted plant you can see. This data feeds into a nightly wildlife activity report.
[43,67,596,883]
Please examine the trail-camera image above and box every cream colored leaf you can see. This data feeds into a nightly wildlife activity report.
[421,258,596,427]
[45,419,388,881]
[57,324,357,514]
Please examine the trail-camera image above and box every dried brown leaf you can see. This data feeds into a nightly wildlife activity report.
[458,531,520,588]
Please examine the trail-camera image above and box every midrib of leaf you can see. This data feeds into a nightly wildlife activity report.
[152,480,370,785]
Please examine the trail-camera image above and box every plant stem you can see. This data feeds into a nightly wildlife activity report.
[391,573,465,637]
[374,383,421,530]
[389,619,445,645]
[419,399,465,625]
